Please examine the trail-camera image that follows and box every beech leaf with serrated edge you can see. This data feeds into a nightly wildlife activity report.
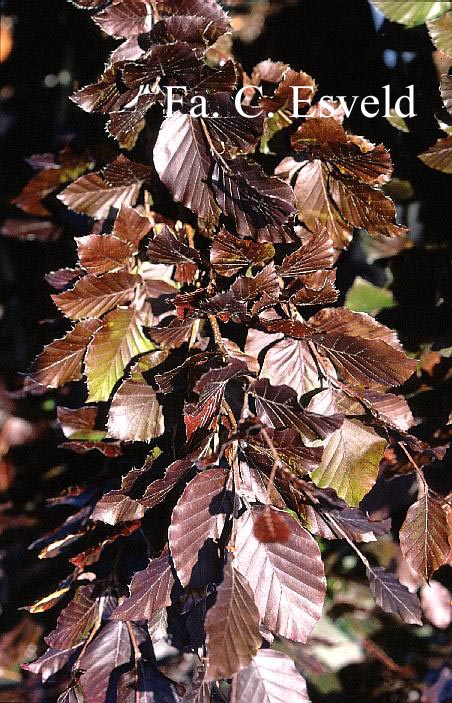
[311,419,387,507]
[372,1,450,27]
[236,649,310,703]
[58,155,150,219]
[107,379,165,442]
[366,565,422,625]
[168,469,227,587]
[399,491,450,581]
[75,233,133,275]
[79,621,131,703]
[45,585,99,650]
[234,508,326,642]
[111,551,174,620]
[30,320,100,388]
[84,307,154,402]
[52,271,140,320]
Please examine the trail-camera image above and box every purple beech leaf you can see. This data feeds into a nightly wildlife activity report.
[211,229,275,277]
[400,491,450,581]
[51,272,141,320]
[236,648,310,703]
[112,205,152,248]
[57,406,104,441]
[122,41,202,89]
[93,0,154,38]
[243,427,323,477]
[57,683,86,703]
[150,317,195,349]
[30,320,100,388]
[154,111,220,223]
[45,585,99,650]
[75,233,133,275]
[366,565,423,625]
[440,72,452,113]
[419,135,452,174]
[107,378,165,442]
[140,460,193,509]
[204,560,261,681]
[259,338,323,397]
[234,508,326,642]
[116,659,183,702]
[277,224,334,276]
[250,378,344,442]
[168,469,227,587]
[23,645,81,682]
[212,157,296,243]
[92,491,145,526]
[79,620,132,703]
[112,551,175,620]
[44,267,84,289]
[58,155,150,219]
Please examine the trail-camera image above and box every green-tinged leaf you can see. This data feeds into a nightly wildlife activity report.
[385,109,410,133]
[84,307,154,402]
[399,490,450,581]
[260,110,292,154]
[345,277,395,315]
[372,1,450,27]
[311,419,387,507]
[427,10,452,55]
[45,585,99,650]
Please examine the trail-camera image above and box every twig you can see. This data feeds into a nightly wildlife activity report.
[208,314,229,359]
[126,621,142,664]
[398,442,427,488]
[260,426,283,506]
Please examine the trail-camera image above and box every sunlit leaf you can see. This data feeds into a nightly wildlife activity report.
[372,1,450,27]
[30,320,100,388]
[52,272,140,320]
[311,419,386,507]
[400,491,450,581]
[45,585,99,650]
[85,307,154,402]
[236,650,310,703]
[107,378,165,442]
[234,508,326,642]
[419,135,452,174]
[345,276,395,315]
[58,155,150,219]
[93,0,154,38]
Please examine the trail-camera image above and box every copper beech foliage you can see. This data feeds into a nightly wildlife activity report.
[11,1,451,702]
